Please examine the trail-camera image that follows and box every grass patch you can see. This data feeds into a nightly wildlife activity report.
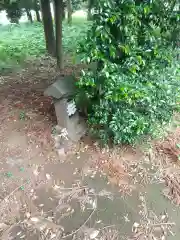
[0,17,90,72]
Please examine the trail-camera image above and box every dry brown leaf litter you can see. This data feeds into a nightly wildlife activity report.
[0,57,180,239]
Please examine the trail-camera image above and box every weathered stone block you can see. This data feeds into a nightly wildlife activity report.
[44,75,86,141]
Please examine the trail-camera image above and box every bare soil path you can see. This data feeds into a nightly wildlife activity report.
[0,59,180,240]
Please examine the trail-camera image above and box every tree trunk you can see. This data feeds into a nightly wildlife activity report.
[87,0,93,20]
[26,9,33,23]
[35,8,41,22]
[40,0,56,56]
[67,0,72,25]
[62,2,65,20]
[34,0,41,22]
[54,0,63,69]
[52,0,56,22]
[53,0,65,21]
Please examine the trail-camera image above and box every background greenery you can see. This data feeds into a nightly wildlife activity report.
[0,0,179,146]
[0,18,89,71]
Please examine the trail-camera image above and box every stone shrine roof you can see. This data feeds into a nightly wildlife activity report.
[44,75,75,100]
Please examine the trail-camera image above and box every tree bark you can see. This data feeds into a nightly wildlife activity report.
[54,0,63,69]
[52,0,56,22]
[40,0,56,56]
[67,0,72,25]
[62,1,65,20]
[26,8,33,23]
[53,0,64,21]
[87,0,93,20]
[34,0,41,22]
[35,8,41,22]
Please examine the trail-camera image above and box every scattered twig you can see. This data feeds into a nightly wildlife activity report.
[0,182,29,205]
[62,207,96,239]
[99,225,116,231]
[62,193,97,239]
[150,222,175,227]
[1,222,20,240]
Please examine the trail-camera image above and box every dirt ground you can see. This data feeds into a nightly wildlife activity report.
[1,59,180,240]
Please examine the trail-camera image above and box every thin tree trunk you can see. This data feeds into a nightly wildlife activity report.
[40,0,56,56]
[62,2,65,20]
[54,0,65,21]
[26,9,33,23]
[52,0,56,22]
[34,0,41,22]
[87,0,93,20]
[35,9,41,22]
[54,0,63,69]
[67,0,72,25]
[87,9,92,21]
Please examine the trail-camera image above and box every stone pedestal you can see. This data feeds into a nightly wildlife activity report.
[44,75,86,142]
[54,99,86,141]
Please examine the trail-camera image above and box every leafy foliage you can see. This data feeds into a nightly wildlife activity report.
[77,0,180,144]
[71,0,83,11]
[0,19,89,71]
[4,0,22,23]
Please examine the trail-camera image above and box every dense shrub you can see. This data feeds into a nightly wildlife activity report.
[77,0,180,144]
[78,58,179,144]
[5,1,23,23]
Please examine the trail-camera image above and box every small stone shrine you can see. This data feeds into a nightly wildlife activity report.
[44,75,86,141]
